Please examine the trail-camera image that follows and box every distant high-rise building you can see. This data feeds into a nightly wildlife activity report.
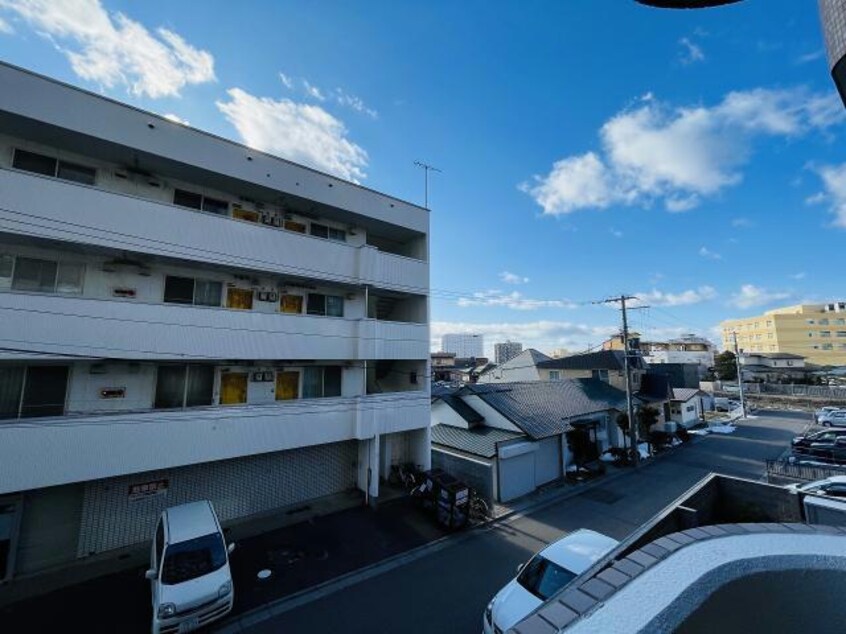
[494,341,523,365]
[821,0,846,107]
[442,333,484,359]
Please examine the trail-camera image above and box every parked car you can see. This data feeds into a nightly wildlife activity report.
[815,406,845,423]
[785,475,846,498]
[817,409,846,427]
[795,437,846,463]
[147,501,235,634]
[792,428,846,451]
[483,529,618,634]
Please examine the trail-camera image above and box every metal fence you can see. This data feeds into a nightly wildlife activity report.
[715,381,846,400]
[766,459,846,484]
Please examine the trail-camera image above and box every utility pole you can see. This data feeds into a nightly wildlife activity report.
[731,331,746,419]
[595,295,643,465]
[413,160,441,209]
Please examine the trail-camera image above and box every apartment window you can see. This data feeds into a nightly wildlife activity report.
[280,294,304,314]
[767,333,773,339]
[835,319,846,326]
[755,334,761,340]
[310,223,346,242]
[163,276,222,307]
[13,149,96,185]
[823,344,834,350]
[154,365,214,409]
[11,257,83,294]
[820,318,830,326]
[284,220,307,234]
[838,331,846,338]
[307,293,344,317]
[549,370,560,380]
[821,331,832,338]
[302,366,342,398]
[839,344,846,350]
[275,371,300,400]
[173,189,229,215]
[591,369,609,382]
[0,365,69,419]
[754,322,760,328]
[766,320,773,327]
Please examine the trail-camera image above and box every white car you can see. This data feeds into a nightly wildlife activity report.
[146,501,235,634]
[816,406,843,422]
[818,410,846,427]
[483,529,618,634]
[785,475,846,498]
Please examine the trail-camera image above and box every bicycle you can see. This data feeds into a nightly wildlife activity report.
[468,489,491,524]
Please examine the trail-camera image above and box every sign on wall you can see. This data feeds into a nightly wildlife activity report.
[128,479,168,501]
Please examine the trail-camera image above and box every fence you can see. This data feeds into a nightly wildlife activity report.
[766,459,846,485]
[714,381,846,401]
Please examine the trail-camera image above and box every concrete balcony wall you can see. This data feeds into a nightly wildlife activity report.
[0,292,428,361]
[0,169,428,295]
[0,391,430,495]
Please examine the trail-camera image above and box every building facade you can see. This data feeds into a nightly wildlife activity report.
[441,333,484,359]
[0,63,430,585]
[721,303,846,366]
[820,0,846,107]
[493,341,523,366]
[642,334,716,370]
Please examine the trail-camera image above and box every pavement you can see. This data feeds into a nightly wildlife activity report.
[0,410,809,634]
[225,410,809,634]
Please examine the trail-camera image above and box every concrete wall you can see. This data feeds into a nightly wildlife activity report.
[432,448,495,505]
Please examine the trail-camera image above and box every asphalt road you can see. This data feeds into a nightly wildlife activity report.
[237,410,810,634]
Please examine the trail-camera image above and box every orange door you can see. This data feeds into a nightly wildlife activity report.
[220,372,248,405]
[226,287,254,310]
[275,371,300,400]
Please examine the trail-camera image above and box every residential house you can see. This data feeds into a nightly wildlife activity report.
[537,350,647,393]
[431,352,456,382]
[643,334,716,372]
[740,352,810,383]
[476,348,550,383]
[431,380,628,503]
[0,63,430,585]
[669,387,704,428]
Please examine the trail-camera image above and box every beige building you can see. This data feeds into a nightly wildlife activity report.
[721,302,846,366]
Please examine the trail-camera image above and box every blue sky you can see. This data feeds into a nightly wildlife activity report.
[1,0,843,357]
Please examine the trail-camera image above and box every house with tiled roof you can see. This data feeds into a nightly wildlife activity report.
[430,379,629,503]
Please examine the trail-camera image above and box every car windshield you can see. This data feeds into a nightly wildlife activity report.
[516,555,577,601]
[161,532,227,585]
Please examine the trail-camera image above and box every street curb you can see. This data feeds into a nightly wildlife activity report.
[213,442,690,633]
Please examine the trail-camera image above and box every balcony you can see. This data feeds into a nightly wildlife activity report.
[0,168,428,294]
[0,391,430,494]
[0,292,429,361]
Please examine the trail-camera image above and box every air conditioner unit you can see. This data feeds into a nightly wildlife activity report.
[271,216,282,227]
[251,372,264,382]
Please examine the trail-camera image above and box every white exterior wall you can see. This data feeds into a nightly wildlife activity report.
[670,397,702,427]
[431,400,473,429]
[646,349,715,367]
[461,396,522,432]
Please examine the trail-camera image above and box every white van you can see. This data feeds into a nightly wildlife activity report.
[146,501,235,634]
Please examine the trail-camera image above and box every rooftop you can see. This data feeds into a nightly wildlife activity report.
[538,350,646,372]
[430,424,524,458]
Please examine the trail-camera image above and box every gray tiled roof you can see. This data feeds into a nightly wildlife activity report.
[671,387,701,401]
[431,423,524,458]
[537,350,646,372]
[463,379,627,440]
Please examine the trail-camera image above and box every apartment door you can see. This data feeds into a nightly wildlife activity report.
[279,294,304,314]
[220,373,248,405]
[0,498,21,581]
[275,371,300,400]
[226,287,254,310]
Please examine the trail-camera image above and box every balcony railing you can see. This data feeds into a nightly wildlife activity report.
[0,391,430,495]
[0,168,428,294]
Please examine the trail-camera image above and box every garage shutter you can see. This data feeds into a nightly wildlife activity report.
[498,450,536,502]
[77,441,357,556]
[534,437,561,487]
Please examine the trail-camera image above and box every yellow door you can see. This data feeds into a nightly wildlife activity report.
[275,371,300,400]
[220,372,248,405]
[280,294,304,314]
[227,287,254,310]
[232,207,259,222]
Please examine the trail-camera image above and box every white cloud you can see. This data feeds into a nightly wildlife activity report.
[0,0,215,98]
[522,87,844,216]
[731,217,753,227]
[456,290,577,311]
[699,246,722,260]
[0,16,12,33]
[216,88,367,182]
[790,272,806,280]
[334,88,378,119]
[796,49,824,65]
[729,284,791,309]
[610,228,623,238]
[302,80,325,101]
[162,113,189,126]
[632,286,717,307]
[499,271,530,285]
[279,72,294,89]
[808,163,846,227]
[431,320,618,357]
[678,37,705,65]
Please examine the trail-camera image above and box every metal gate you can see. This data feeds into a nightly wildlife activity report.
[77,441,357,556]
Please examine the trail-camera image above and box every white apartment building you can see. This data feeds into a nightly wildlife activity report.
[442,333,484,359]
[643,334,716,370]
[0,63,430,585]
